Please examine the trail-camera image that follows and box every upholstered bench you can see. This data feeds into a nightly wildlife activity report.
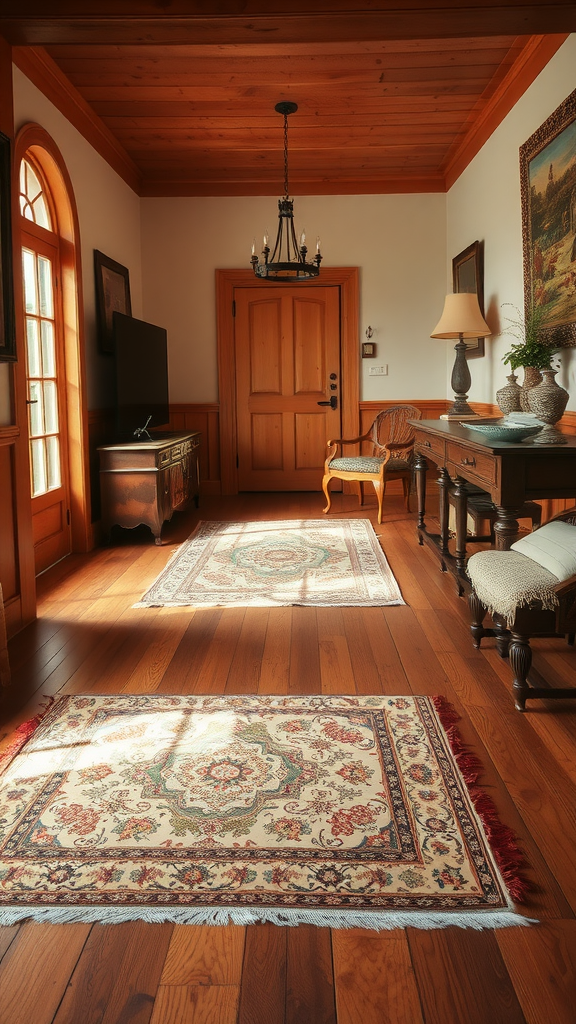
[467,509,576,710]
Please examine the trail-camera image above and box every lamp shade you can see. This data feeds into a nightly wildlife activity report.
[431,292,491,339]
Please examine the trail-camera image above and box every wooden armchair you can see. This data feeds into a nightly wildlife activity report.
[467,506,576,710]
[322,405,421,524]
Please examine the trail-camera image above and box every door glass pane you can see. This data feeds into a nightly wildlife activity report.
[43,381,59,434]
[38,257,53,318]
[22,250,37,314]
[33,196,51,231]
[41,320,56,377]
[30,438,47,497]
[26,318,41,377]
[46,435,61,490]
[28,380,44,436]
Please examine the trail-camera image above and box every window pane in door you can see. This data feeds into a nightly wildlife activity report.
[43,381,59,434]
[26,318,41,377]
[30,438,47,497]
[41,320,56,377]
[46,435,61,490]
[28,380,44,436]
[22,250,37,314]
[38,257,53,318]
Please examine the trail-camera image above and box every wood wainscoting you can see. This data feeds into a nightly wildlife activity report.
[88,401,576,530]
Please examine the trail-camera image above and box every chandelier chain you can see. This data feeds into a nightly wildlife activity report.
[283,113,290,198]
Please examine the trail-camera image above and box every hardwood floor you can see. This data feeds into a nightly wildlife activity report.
[1,491,575,1024]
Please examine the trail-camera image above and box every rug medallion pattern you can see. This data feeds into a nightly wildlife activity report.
[0,695,513,918]
[136,519,404,607]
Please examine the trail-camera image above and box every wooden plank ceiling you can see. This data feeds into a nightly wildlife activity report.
[2,3,575,196]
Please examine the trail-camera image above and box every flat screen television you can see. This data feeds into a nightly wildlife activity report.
[113,311,169,439]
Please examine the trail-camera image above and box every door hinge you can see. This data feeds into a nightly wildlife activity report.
[66,508,71,525]
[232,300,236,317]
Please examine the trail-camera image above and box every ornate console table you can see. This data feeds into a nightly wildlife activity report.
[412,419,576,581]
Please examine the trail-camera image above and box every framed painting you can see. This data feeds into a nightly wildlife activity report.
[0,130,16,362]
[94,249,132,354]
[452,240,484,358]
[520,88,576,348]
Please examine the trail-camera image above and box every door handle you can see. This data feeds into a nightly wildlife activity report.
[318,395,338,409]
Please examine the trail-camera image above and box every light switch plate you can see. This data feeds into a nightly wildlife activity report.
[369,365,388,376]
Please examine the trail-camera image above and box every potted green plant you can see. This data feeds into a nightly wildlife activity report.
[501,303,554,410]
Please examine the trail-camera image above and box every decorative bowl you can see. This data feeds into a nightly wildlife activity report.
[464,422,543,442]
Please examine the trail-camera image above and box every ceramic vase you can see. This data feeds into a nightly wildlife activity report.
[527,368,569,443]
[496,373,522,415]
[519,366,542,411]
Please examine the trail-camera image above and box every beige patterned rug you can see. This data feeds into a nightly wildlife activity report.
[0,694,530,929]
[136,519,404,608]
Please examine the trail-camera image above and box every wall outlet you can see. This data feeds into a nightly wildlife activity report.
[369,365,388,376]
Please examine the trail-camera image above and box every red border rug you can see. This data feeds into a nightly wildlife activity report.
[0,694,531,928]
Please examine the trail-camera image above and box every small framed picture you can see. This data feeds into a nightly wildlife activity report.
[94,250,132,354]
[362,342,376,357]
[452,240,485,358]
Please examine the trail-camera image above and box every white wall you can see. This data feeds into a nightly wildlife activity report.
[447,35,576,410]
[141,193,447,404]
[12,66,143,410]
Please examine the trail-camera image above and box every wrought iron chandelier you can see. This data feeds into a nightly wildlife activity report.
[251,102,322,281]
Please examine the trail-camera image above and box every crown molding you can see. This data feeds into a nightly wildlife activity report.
[12,45,141,194]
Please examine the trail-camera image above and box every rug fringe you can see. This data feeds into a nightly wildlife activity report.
[0,905,535,930]
[432,695,531,904]
[0,697,55,776]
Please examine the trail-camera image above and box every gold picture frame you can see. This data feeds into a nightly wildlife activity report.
[520,88,576,348]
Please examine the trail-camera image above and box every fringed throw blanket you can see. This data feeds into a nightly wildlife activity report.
[136,519,404,608]
[0,694,531,929]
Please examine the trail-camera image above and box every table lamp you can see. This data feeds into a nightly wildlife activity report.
[431,292,492,420]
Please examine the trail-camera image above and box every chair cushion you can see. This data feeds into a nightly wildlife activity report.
[511,520,576,580]
[329,456,409,473]
[467,549,559,625]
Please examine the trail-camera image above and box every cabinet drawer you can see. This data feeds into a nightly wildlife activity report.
[158,449,171,467]
[414,430,445,461]
[446,441,496,486]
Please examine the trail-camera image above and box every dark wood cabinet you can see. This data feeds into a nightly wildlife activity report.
[98,432,200,544]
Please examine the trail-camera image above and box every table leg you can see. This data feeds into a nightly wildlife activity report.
[453,476,468,574]
[415,452,428,533]
[493,506,522,550]
[438,466,451,557]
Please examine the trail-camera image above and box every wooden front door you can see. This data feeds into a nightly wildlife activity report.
[234,286,341,490]
[22,234,72,574]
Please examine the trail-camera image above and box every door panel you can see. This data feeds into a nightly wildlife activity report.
[235,286,341,491]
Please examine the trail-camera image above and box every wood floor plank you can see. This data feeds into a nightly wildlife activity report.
[238,924,286,1024]
[158,609,223,694]
[98,921,173,1024]
[496,920,576,1024]
[333,929,425,1024]
[52,923,144,1024]
[407,927,527,1024]
[286,925,336,1024]
[150,985,239,1024]
[192,608,246,694]
[259,607,292,694]
[225,609,269,694]
[289,606,320,694]
[160,925,245,985]
[0,923,90,1024]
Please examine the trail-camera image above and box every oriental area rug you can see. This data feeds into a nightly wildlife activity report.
[0,694,530,929]
[136,519,404,608]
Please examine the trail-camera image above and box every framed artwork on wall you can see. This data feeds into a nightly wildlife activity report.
[452,240,485,358]
[520,88,576,349]
[0,130,16,362]
[94,249,132,354]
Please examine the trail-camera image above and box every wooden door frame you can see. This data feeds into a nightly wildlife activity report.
[216,267,359,495]
[15,124,92,556]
